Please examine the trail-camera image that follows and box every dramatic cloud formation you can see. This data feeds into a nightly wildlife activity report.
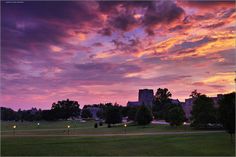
[1,0,235,110]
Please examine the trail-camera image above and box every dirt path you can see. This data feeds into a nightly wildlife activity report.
[2,130,224,137]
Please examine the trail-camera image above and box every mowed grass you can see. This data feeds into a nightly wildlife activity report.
[1,133,235,156]
[1,120,194,136]
[1,120,94,131]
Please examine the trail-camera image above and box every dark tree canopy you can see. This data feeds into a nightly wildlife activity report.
[120,106,129,117]
[96,109,105,119]
[1,107,16,121]
[1,107,43,122]
[94,102,129,121]
[153,88,172,119]
[21,110,42,121]
[81,108,92,119]
[190,89,201,98]
[154,88,172,104]
[190,95,217,128]
[51,99,81,120]
[219,92,235,135]
[105,105,122,125]
[135,104,153,125]
[127,106,139,121]
[165,104,186,126]
[42,110,57,121]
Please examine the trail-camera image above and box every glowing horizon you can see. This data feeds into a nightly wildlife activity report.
[1,1,235,110]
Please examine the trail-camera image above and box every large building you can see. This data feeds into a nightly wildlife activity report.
[139,89,154,107]
[181,98,193,119]
[127,89,180,108]
[127,89,154,108]
[127,89,224,121]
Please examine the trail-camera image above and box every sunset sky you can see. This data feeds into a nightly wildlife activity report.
[1,0,235,110]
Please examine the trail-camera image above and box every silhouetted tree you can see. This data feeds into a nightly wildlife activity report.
[153,88,172,119]
[81,108,92,119]
[190,89,201,98]
[21,110,34,121]
[41,110,57,121]
[219,92,235,142]
[51,99,81,120]
[135,104,153,126]
[127,107,139,121]
[96,109,105,119]
[165,104,185,126]
[190,95,217,128]
[34,109,42,121]
[17,109,24,122]
[0,107,16,121]
[105,105,122,125]
[1,107,43,122]
[19,108,42,121]
[120,106,129,117]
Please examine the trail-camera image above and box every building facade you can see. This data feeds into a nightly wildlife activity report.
[181,98,194,120]
[127,89,154,108]
[138,89,154,107]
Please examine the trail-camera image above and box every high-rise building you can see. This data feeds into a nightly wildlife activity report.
[138,89,154,107]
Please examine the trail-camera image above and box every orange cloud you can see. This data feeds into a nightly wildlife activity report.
[65,29,89,45]
[203,72,235,85]
[93,51,116,59]
[50,45,62,52]
[135,35,185,58]
[169,30,235,60]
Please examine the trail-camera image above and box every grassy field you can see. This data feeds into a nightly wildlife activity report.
[1,120,94,131]
[1,120,195,136]
[1,132,235,156]
[1,121,234,156]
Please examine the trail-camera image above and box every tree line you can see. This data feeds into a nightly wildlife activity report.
[1,89,234,137]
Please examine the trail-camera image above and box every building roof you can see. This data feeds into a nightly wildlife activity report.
[170,99,181,104]
[127,101,140,107]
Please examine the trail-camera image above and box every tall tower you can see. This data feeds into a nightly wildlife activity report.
[138,89,154,107]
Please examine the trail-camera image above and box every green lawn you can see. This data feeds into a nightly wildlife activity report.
[1,120,194,136]
[1,120,94,131]
[1,121,234,156]
[1,133,235,156]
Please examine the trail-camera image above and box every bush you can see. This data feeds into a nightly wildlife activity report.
[99,121,103,126]
[107,123,111,128]
[94,123,98,128]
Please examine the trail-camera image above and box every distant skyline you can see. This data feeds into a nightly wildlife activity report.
[1,1,235,110]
